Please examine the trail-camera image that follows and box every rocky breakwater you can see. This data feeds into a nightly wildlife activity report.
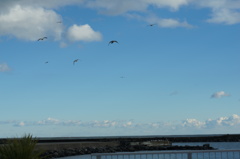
[40,141,214,159]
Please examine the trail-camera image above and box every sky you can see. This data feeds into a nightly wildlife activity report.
[0,0,239,138]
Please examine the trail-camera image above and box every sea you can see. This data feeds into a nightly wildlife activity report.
[57,142,240,159]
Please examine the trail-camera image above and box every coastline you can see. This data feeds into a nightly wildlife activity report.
[1,134,240,159]
[36,134,240,159]
[38,142,214,159]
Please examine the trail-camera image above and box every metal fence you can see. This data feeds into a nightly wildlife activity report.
[91,150,240,159]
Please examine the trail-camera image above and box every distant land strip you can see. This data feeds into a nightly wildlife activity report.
[1,134,239,159]
[1,134,240,144]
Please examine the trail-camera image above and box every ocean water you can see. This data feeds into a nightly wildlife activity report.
[57,142,240,159]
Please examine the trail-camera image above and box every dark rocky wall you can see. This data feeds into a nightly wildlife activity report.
[41,143,214,159]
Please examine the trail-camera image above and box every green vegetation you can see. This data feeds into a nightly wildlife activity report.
[0,134,43,159]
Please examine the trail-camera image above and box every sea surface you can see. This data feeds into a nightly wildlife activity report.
[57,142,240,159]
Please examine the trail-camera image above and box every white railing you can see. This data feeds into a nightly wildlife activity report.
[91,149,240,159]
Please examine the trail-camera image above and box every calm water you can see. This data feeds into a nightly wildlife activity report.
[58,142,240,159]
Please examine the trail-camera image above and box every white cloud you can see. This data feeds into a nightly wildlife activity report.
[2,114,240,129]
[123,121,133,127]
[211,91,230,98]
[86,0,192,15]
[219,114,240,126]
[2,114,240,135]
[0,0,84,11]
[0,0,239,42]
[0,0,192,14]
[18,122,25,126]
[182,118,205,128]
[146,0,192,10]
[0,63,11,72]
[83,120,131,128]
[37,117,60,125]
[126,13,193,28]
[145,15,192,28]
[86,0,147,15]
[62,120,82,126]
[156,18,192,28]
[197,0,240,25]
[181,114,240,129]
[207,8,240,25]
[87,0,240,25]
[206,114,240,127]
[67,24,102,42]
[13,121,25,127]
[0,5,63,41]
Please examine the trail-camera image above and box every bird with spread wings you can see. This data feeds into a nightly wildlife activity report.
[108,40,119,45]
[73,59,80,65]
[37,37,47,41]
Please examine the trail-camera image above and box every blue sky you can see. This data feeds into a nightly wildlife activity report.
[0,0,240,137]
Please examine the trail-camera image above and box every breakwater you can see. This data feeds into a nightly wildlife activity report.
[40,143,213,159]
[38,134,240,158]
[36,133,240,143]
[1,134,240,144]
[1,134,240,159]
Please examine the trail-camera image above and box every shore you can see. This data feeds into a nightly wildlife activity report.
[38,141,214,158]
[34,134,240,158]
[1,134,240,159]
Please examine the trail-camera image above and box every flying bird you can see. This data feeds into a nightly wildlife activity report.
[45,61,48,64]
[37,37,47,41]
[73,59,79,65]
[108,40,119,45]
[57,21,62,23]
[148,24,157,27]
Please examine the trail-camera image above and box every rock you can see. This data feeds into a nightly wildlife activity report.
[40,143,215,159]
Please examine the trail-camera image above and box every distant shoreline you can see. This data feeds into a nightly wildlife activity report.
[1,134,239,159]
[1,134,240,144]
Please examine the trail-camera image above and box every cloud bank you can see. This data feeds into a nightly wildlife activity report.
[198,0,240,25]
[0,0,240,41]
[0,3,101,42]
[1,114,240,136]
[0,5,63,41]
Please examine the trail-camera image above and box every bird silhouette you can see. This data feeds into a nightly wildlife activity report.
[148,24,157,27]
[45,61,48,64]
[73,59,79,65]
[37,37,47,41]
[108,40,119,45]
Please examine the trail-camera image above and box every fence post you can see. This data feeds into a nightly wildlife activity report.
[187,153,192,159]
